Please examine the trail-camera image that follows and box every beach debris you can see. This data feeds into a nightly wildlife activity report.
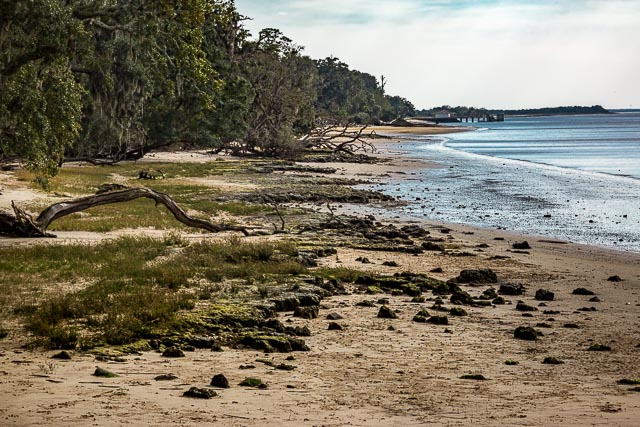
[427,315,449,325]
[572,287,595,296]
[607,275,623,282]
[453,268,498,284]
[52,351,72,360]
[94,367,117,378]
[588,344,611,351]
[183,387,217,399]
[449,307,468,316]
[239,377,266,388]
[328,322,343,331]
[512,241,531,250]
[154,374,178,381]
[542,357,564,365]
[514,326,540,340]
[535,289,555,301]
[412,309,431,323]
[210,374,230,388]
[499,283,525,296]
[293,305,319,319]
[516,301,538,312]
[460,374,486,380]
[162,347,185,358]
[377,305,398,319]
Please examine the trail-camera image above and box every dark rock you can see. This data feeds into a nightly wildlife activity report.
[516,301,538,312]
[542,357,564,365]
[412,309,430,323]
[162,347,185,358]
[572,288,595,296]
[377,305,398,319]
[356,256,372,264]
[382,261,399,267]
[272,296,301,312]
[589,296,601,302]
[460,374,486,380]
[492,296,506,305]
[326,312,344,320]
[450,290,474,305]
[239,364,256,370]
[94,367,117,378]
[430,267,444,273]
[237,334,309,353]
[512,241,531,250]
[52,351,72,360]
[607,275,623,282]
[617,379,640,385]
[563,323,580,329]
[543,310,561,315]
[536,322,552,328]
[535,289,555,301]
[239,377,264,387]
[499,283,525,296]
[263,319,286,332]
[410,296,425,303]
[356,300,375,307]
[183,387,217,399]
[449,307,468,316]
[480,288,498,300]
[427,315,449,325]
[588,344,611,351]
[211,344,224,352]
[293,306,319,319]
[421,241,445,252]
[188,336,218,349]
[275,363,296,371]
[514,326,539,340]
[328,322,343,331]
[578,307,597,312]
[210,374,230,388]
[155,374,178,381]
[454,269,498,284]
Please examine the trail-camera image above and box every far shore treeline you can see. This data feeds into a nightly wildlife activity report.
[0,1,611,184]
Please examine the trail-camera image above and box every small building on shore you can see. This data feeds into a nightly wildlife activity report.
[435,110,454,119]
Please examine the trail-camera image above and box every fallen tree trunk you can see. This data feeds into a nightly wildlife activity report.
[0,187,251,238]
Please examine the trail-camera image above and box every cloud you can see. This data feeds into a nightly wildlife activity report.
[235,0,640,108]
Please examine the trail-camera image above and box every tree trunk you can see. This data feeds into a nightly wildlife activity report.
[0,187,250,238]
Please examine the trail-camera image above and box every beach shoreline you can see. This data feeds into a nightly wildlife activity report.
[1,130,639,426]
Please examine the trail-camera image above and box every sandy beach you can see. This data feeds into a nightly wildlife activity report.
[1,128,639,426]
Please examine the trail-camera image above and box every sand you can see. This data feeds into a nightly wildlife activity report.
[1,130,639,426]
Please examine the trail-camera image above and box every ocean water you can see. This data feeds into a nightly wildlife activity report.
[369,113,640,252]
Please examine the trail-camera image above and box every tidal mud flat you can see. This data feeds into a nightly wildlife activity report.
[0,144,639,426]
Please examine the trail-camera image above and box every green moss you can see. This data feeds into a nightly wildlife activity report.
[504,360,519,366]
[412,309,430,323]
[366,286,383,295]
[239,377,263,387]
[588,344,611,351]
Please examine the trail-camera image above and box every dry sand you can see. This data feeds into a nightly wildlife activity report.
[1,132,639,426]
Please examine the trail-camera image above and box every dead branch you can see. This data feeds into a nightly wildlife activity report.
[300,121,377,154]
[0,187,252,238]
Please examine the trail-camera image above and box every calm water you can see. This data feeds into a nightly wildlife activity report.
[366,113,640,252]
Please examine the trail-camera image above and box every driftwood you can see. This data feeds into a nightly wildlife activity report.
[0,187,251,238]
[300,122,377,154]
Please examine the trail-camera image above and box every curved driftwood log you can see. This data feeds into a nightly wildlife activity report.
[0,187,250,238]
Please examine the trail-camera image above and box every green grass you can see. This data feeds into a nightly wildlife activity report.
[1,236,308,349]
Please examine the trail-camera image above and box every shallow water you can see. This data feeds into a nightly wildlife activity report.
[365,113,640,253]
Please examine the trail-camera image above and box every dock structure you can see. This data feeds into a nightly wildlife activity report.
[410,113,504,124]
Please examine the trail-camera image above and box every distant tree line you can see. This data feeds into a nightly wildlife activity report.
[0,0,415,183]
[416,105,610,117]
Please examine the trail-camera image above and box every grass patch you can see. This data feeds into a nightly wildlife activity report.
[1,236,308,349]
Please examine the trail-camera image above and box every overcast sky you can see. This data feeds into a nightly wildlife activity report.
[234,0,640,109]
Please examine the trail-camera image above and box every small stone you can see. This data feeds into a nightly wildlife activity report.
[514,326,539,340]
[572,288,595,296]
[382,261,399,267]
[607,275,623,282]
[427,315,449,325]
[411,296,425,303]
[356,300,375,307]
[588,343,611,351]
[239,377,264,387]
[542,357,564,365]
[94,367,117,378]
[499,283,525,296]
[328,322,343,331]
[377,305,398,319]
[589,296,601,302]
[460,374,486,380]
[430,267,443,273]
[516,301,538,312]
[512,241,531,250]
[183,387,217,399]
[275,363,296,371]
[155,374,178,381]
[211,344,224,352]
[293,306,319,319]
[326,312,344,320]
[449,307,467,316]
[162,347,185,358]
[563,323,580,329]
[535,289,555,301]
[210,374,230,388]
[52,351,72,360]
[412,309,430,323]
[492,296,506,305]
[377,298,390,305]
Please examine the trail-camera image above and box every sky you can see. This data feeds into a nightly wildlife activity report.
[234,0,640,110]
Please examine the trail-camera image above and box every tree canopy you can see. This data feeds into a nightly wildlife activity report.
[0,0,416,183]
